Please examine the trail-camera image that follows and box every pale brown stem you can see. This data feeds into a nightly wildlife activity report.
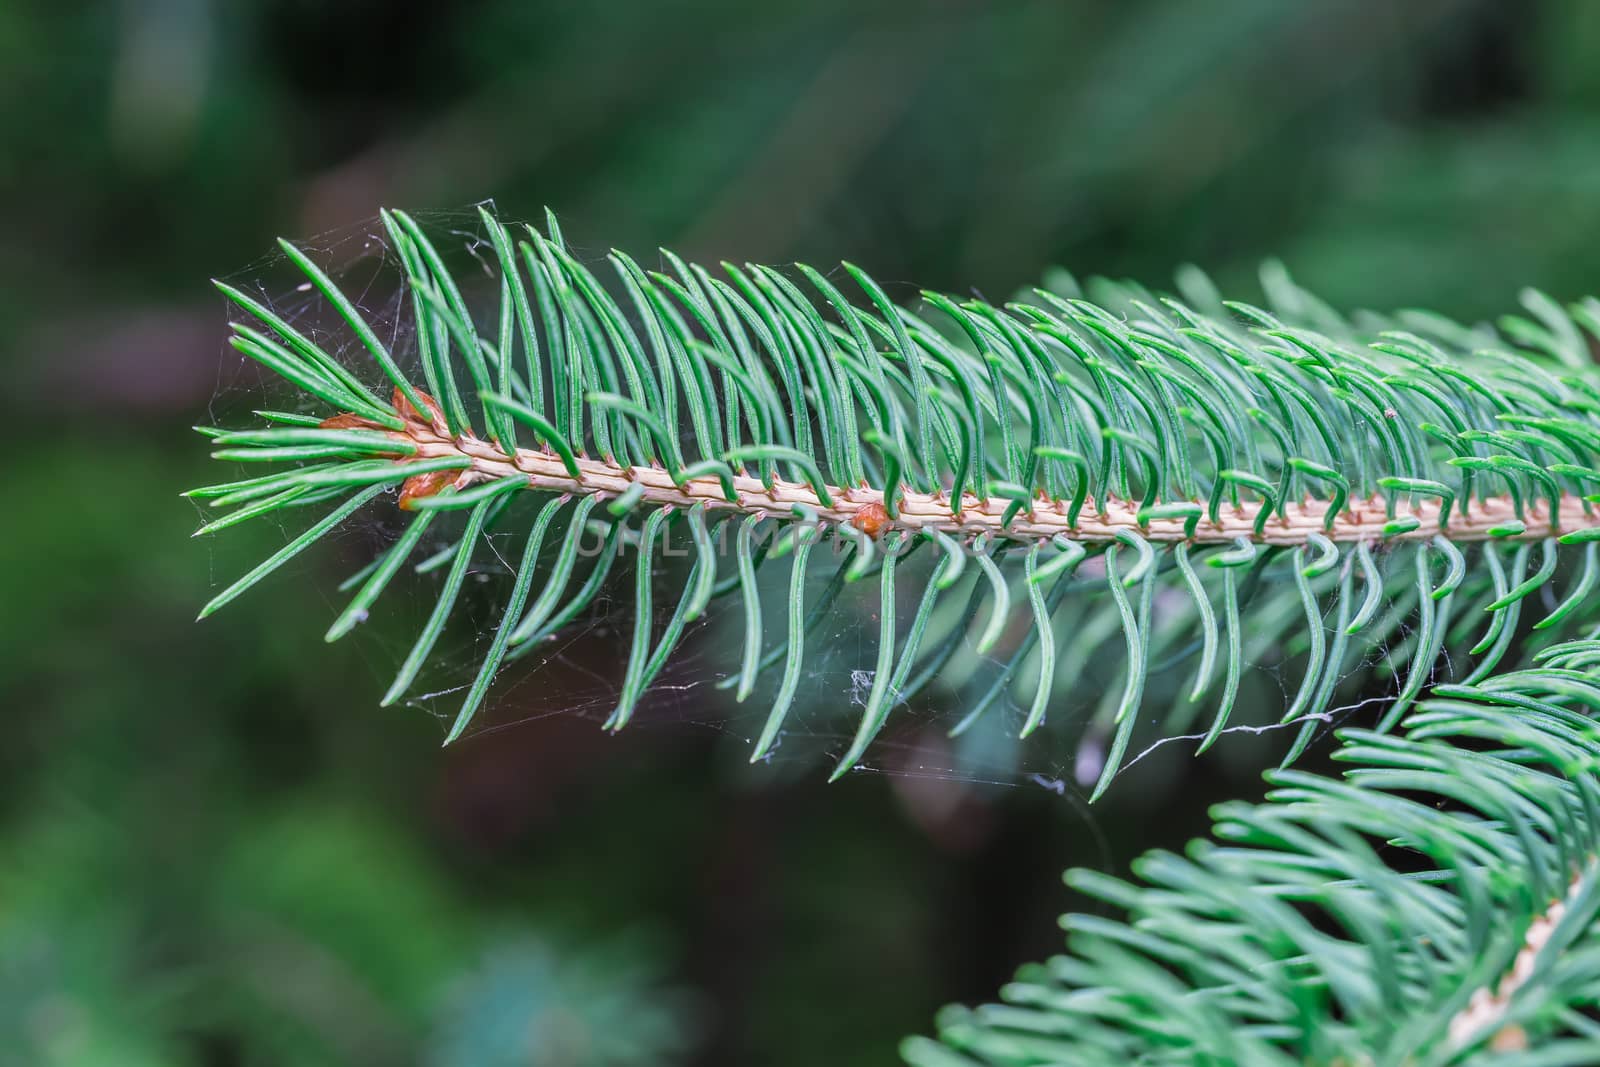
[404,423,1594,545]
[1447,863,1593,1052]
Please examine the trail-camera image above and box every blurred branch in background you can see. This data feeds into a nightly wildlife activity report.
[676,19,953,259]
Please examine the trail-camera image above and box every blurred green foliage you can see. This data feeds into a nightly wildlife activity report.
[4,1,1599,1064]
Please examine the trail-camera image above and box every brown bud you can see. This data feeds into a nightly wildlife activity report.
[392,386,446,430]
[1489,1025,1528,1052]
[398,468,460,510]
[851,501,891,539]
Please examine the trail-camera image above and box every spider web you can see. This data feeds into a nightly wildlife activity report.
[196,206,1424,810]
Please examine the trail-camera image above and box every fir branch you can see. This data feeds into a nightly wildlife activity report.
[905,641,1600,1066]
[191,206,1600,791]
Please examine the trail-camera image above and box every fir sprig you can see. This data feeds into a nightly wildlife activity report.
[191,207,1600,798]
[905,641,1600,1065]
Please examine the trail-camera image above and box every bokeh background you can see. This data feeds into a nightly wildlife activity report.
[5,1,1600,1064]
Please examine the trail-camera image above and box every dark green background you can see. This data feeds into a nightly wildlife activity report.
[5,2,1599,1064]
